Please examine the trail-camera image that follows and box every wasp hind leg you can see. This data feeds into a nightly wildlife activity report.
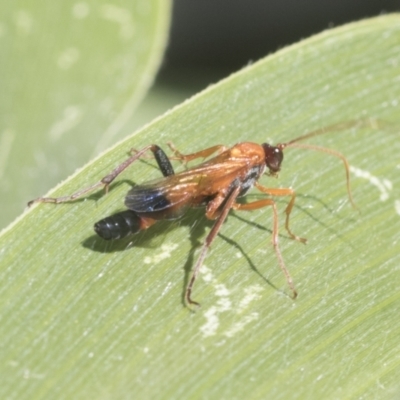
[28,145,174,206]
[233,196,298,299]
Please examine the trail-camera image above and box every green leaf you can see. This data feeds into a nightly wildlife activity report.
[0,0,171,228]
[1,15,400,399]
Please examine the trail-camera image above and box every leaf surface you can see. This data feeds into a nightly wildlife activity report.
[1,15,400,400]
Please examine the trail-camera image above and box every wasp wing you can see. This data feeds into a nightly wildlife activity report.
[125,157,253,220]
[125,176,198,220]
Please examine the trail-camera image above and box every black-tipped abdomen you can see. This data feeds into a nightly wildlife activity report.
[94,210,142,240]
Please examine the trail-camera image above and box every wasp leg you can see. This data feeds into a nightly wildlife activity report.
[150,145,175,177]
[28,145,172,206]
[255,183,307,244]
[167,142,227,165]
[186,185,241,309]
[232,198,298,299]
[130,145,175,177]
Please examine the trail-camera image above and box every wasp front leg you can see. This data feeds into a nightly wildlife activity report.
[28,145,174,206]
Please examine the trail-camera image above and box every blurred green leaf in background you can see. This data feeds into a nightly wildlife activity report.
[1,8,400,400]
[0,0,171,228]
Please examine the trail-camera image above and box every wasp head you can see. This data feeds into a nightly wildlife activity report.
[262,143,284,175]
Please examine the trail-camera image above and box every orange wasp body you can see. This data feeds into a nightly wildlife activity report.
[29,123,356,308]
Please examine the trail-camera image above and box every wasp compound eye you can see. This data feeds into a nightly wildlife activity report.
[262,143,283,173]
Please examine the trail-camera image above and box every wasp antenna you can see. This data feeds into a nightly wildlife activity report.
[281,119,377,147]
[286,142,358,210]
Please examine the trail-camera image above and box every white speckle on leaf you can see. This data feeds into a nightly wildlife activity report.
[23,369,45,380]
[224,312,259,338]
[214,283,230,298]
[350,165,392,201]
[49,106,82,140]
[222,285,262,338]
[200,265,213,283]
[15,10,34,34]
[216,296,232,312]
[161,282,173,297]
[143,243,178,265]
[199,267,264,338]
[395,200,400,216]
[72,2,90,19]
[57,47,80,70]
[100,4,135,40]
[200,266,232,337]
[200,307,220,337]
[237,285,263,313]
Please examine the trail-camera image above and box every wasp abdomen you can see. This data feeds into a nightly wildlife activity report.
[94,210,142,240]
